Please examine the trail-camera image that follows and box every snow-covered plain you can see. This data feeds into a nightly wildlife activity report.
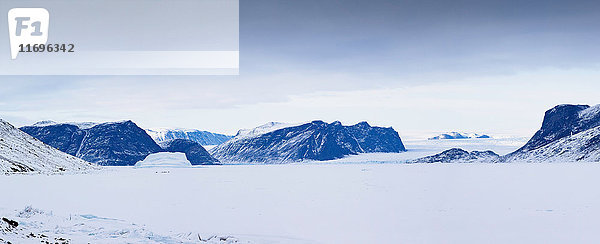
[3,161,600,243]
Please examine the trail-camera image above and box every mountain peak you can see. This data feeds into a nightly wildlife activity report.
[330,121,342,126]
[355,121,371,127]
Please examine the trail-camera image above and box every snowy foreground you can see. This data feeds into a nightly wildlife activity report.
[3,162,600,243]
[0,206,243,243]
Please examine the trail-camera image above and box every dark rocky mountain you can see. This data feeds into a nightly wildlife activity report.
[409,148,500,163]
[210,120,406,163]
[21,121,162,166]
[505,104,600,162]
[161,139,219,165]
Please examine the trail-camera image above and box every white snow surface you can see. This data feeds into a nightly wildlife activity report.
[134,152,192,168]
[3,164,600,243]
[0,119,98,173]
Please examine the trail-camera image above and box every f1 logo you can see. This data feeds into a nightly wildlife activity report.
[8,8,49,60]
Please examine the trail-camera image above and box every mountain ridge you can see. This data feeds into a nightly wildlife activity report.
[211,120,406,163]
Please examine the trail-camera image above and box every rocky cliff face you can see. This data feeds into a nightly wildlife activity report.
[505,104,600,162]
[517,105,599,151]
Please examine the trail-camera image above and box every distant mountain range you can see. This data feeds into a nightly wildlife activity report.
[146,128,232,146]
[20,121,218,166]
[211,121,406,163]
[0,119,97,173]
[428,132,490,140]
[11,103,600,166]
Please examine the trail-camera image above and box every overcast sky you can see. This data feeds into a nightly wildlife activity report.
[1,0,600,138]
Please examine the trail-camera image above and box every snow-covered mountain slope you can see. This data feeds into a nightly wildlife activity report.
[506,104,600,162]
[21,121,162,166]
[504,125,600,163]
[146,128,232,146]
[161,139,219,165]
[409,148,500,163]
[0,119,97,173]
[428,132,490,140]
[210,121,406,163]
[516,104,600,152]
